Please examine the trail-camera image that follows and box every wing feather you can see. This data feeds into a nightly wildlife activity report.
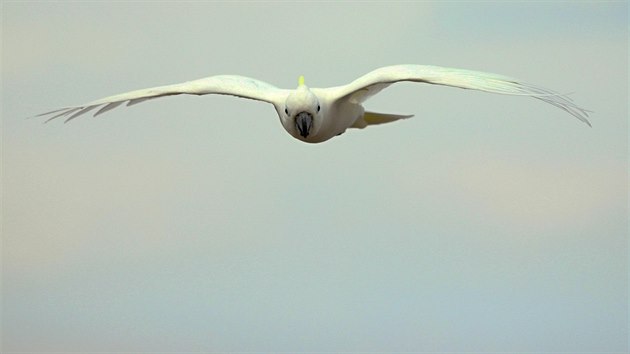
[38,75,289,122]
[44,107,82,123]
[329,65,591,126]
[94,102,124,117]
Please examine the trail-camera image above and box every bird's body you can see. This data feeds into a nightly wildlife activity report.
[38,65,590,143]
[287,86,370,143]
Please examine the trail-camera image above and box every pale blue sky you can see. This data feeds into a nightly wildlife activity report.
[2,2,628,353]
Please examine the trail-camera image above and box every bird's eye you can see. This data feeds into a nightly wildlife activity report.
[317,105,320,112]
[285,107,289,115]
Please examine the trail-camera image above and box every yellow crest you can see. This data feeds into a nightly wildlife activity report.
[298,75,305,86]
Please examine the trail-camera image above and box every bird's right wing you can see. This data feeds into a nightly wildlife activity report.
[37,75,290,123]
[326,65,591,126]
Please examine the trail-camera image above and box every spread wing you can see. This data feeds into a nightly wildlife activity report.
[327,64,591,126]
[37,75,290,123]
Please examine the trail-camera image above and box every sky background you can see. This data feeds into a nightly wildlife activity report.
[2,2,628,353]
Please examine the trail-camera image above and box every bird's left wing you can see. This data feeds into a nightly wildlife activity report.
[326,65,591,126]
[37,75,290,123]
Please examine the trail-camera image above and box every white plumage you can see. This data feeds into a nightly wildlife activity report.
[38,65,590,143]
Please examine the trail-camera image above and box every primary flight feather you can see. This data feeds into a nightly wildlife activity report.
[37,64,590,143]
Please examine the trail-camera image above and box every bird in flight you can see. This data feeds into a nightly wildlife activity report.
[37,64,590,143]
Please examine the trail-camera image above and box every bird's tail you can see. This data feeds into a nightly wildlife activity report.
[350,111,414,129]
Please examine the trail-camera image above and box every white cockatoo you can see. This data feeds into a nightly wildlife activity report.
[38,65,590,143]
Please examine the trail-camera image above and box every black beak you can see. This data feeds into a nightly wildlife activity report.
[295,112,313,138]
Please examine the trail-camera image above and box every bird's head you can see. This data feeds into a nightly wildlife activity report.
[281,76,322,141]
